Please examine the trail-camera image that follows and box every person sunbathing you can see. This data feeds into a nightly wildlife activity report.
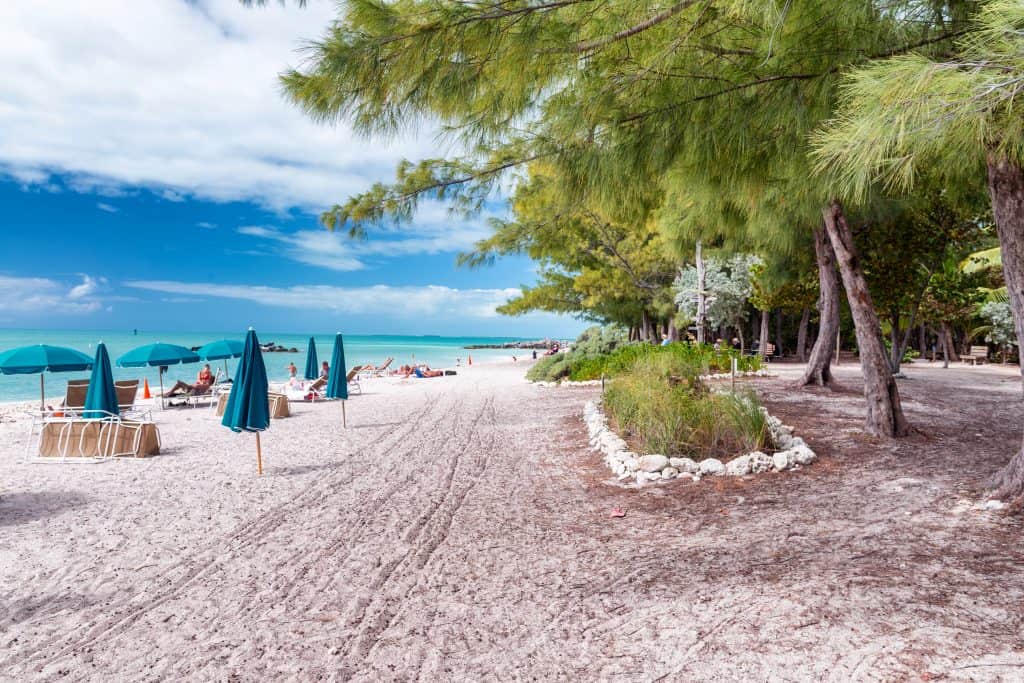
[165,365,215,397]
[413,366,444,378]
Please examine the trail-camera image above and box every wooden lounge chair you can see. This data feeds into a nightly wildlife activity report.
[57,379,90,415]
[115,379,140,412]
[963,345,989,365]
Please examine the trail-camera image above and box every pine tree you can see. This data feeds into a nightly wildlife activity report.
[814,0,1024,502]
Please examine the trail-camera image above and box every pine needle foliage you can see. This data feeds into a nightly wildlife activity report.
[279,1,972,236]
[814,0,1024,201]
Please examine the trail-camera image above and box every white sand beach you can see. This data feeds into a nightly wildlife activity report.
[2,360,1023,680]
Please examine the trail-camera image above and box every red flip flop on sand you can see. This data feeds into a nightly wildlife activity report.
[610,507,626,518]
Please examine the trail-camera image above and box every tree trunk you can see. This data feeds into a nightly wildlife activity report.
[941,324,959,363]
[737,326,745,354]
[941,322,952,369]
[668,318,679,342]
[641,310,654,343]
[889,310,902,374]
[796,307,810,362]
[695,241,706,345]
[758,309,770,358]
[823,200,910,437]
[774,309,784,357]
[984,154,1024,501]
[798,225,840,386]
[918,325,926,356]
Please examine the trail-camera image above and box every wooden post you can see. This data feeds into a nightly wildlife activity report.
[342,400,347,429]
[256,431,263,475]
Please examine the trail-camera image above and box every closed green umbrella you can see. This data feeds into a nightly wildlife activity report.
[0,344,93,411]
[325,333,348,427]
[221,329,270,474]
[117,343,200,408]
[303,337,319,381]
[83,343,118,419]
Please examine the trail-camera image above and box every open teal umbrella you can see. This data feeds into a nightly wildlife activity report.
[83,343,118,419]
[117,343,200,408]
[325,333,348,427]
[197,339,244,378]
[303,337,319,381]
[221,329,270,474]
[0,344,93,411]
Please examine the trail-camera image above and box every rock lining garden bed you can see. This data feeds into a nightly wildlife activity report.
[583,396,817,484]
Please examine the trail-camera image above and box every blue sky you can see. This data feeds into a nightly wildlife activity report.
[0,0,585,338]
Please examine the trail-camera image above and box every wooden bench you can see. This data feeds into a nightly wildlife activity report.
[963,345,989,365]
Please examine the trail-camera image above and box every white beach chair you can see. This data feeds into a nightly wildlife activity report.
[25,410,160,463]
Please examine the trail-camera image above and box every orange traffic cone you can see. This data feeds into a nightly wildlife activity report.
[143,378,152,399]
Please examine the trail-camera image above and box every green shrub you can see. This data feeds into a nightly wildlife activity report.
[568,342,760,381]
[525,354,571,382]
[571,325,629,357]
[604,367,769,460]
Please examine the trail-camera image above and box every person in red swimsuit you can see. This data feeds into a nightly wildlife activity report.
[166,364,215,397]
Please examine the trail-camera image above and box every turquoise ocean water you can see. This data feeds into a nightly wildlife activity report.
[0,329,539,403]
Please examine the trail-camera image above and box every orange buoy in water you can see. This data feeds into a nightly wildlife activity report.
[143,378,152,399]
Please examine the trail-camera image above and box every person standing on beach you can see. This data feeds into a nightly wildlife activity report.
[320,361,329,379]
[287,362,297,378]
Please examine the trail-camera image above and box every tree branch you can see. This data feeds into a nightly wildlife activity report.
[573,1,698,53]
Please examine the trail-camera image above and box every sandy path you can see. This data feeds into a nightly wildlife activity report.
[1,360,1023,681]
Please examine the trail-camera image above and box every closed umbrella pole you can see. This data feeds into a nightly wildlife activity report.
[256,432,263,475]
[83,343,118,420]
[304,337,318,381]
[325,333,349,428]
[221,329,270,474]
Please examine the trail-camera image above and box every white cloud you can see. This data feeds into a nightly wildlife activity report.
[235,200,493,271]
[197,221,217,229]
[0,0,446,212]
[160,189,185,202]
[0,274,105,315]
[126,279,519,319]
[96,202,118,213]
[68,274,106,300]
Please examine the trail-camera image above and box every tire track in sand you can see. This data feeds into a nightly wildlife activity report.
[339,393,496,663]
[10,393,445,674]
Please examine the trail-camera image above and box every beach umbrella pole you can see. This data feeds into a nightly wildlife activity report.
[342,400,347,429]
[256,432,263,475]
[39,374,45,412]
[159,372,165,410]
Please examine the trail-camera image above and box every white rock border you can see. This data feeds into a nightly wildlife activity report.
[583,399,816,484]
[538,368,770,388]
